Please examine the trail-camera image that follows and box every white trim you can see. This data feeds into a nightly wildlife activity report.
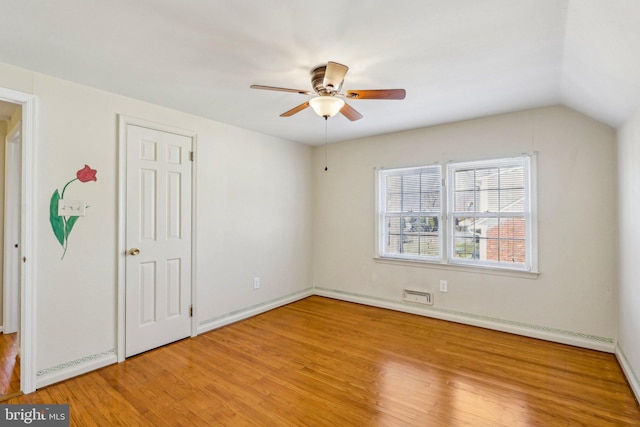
[377,164,443,262]
[116,117,126,362]
[34,288,312,388]
[373,256,539,278]
[446,155,534,271]
[10,280,629,392]
[36,350,117,389]
[0,87,37,394]
[116,115,198,362]
[198,288,313,335]
[615,345,640,404]
[373,167,381,259]
[21,92,37,394]
[314,287,615,353]
[190,136,198,337]
[529,152,539,272]
[377,155,536,273]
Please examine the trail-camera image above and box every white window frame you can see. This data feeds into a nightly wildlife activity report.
[378,165,443,262]
[446,155,536,272]
[377,155,538,273]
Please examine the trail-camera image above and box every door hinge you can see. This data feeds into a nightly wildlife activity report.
[189,305,193,317]
[189,151,194,161]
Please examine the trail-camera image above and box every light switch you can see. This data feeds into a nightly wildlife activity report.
[58,199,87,216]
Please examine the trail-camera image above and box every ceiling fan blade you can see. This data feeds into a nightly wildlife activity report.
[251,85,313,95]
[340,102,363,121]
[323,62,349,91]
[280,102,310,117]
[345,89,406,100]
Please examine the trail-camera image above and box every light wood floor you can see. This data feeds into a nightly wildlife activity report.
[0,332,20,399]
[3,296,640,426]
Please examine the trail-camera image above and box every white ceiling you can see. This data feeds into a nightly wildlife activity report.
[0,0,638,145]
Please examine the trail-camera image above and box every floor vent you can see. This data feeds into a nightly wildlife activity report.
[403,289,433,305]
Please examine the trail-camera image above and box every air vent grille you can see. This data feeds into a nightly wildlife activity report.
[403,289,433,305]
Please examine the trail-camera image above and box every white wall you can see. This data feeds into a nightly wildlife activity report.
[313,106,617,349]
[0,62,313,384]
[617,106,640,398]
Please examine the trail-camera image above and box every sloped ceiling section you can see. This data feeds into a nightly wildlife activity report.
[561,0,640,127]
[0,0,638,145]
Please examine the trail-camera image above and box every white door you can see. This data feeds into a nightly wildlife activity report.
[3,123,21,334]
[125,124,192,357]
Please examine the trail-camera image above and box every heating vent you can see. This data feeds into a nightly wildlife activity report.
[403,289,433,305]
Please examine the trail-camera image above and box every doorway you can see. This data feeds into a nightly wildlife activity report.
[0,102,21,399]
[0,87,36,395]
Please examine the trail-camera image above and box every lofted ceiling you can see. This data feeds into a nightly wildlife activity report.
[0,0,638,145]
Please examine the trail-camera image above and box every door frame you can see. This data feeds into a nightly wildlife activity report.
[3,120,22,334]
[0,87,37,394]
[116,115,198,362]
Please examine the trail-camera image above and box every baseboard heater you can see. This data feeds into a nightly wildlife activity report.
[403,289,433,305]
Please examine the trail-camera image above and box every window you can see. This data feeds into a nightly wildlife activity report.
[447,156,533,270]
[378,156,536,272]
[378,165,442,261]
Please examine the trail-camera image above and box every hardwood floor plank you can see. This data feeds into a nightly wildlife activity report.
[2,296,639,426]
[0,332,20,397]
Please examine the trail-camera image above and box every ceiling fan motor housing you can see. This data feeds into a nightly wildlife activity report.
[311,65,339,95]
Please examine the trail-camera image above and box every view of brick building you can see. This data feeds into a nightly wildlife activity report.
[485,218,526,263]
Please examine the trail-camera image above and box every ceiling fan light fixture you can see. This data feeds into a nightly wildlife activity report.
[309,96,345,118]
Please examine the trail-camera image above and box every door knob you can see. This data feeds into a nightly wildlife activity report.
[129,248,140,256]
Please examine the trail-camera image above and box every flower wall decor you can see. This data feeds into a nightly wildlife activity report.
[50,165,98,259]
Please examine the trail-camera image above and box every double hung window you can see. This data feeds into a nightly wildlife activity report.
[379,165,442,261]
[446,156,532,270]
[378,156,535,272]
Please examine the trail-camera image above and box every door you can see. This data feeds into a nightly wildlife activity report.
[125,124,192,357]
[3,123,21,334]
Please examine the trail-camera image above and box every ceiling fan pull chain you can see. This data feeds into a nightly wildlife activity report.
[324,117,328,171]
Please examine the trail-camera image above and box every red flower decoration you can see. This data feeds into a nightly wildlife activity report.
[76,165,97,182]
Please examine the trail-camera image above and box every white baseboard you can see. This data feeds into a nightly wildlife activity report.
[31,288,312,391]
[314,287,615,353]
[197,288,313,335]
[29,287,623,393]
[615,345,640,403]
[36,350,117,389]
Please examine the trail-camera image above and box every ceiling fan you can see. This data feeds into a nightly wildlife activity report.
[250,61,406,121]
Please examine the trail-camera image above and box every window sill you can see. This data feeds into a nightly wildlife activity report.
[373,257,539,280]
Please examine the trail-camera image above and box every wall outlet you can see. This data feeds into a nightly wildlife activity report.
[253,277,260,289]
[439,280,448,292]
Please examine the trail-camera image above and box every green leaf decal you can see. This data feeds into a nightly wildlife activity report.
[50,190,65,247]
[65,215,80,237]
[51,166,98,259]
